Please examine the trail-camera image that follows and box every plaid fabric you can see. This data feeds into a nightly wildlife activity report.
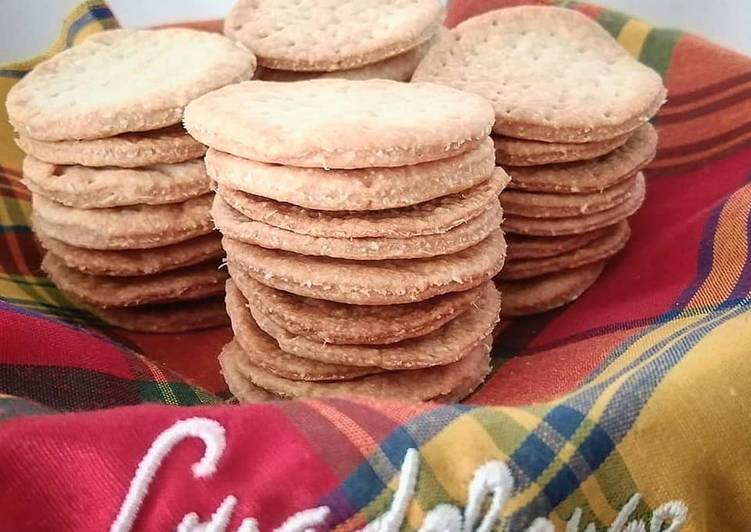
[0,1,750,530]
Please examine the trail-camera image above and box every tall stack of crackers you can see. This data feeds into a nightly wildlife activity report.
[6,29,256,332]
[224,0,445,82]
[184,79,509,402]
[414,6,666,316]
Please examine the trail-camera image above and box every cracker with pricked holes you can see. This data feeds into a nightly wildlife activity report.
[35,231,223,277]
[31,194,214,250]
[16,125,206,168]
[232,267,483,345]
[184,79,494,168]
[216,170,507,238]
[23,156,210,208]
[206,139,496,212]
[503,174,645,236]
[505,124,657,193]
[7,29,255,141]
[497,261,606,316]
[42,254,226,308]
[500,221,629,279]
[224,229,506,305]
[413,6,665,142]
[213,194,502,260]
[224,0,444,71]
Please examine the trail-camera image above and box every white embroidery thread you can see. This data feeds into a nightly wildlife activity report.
[111,417,227,532]
[110,417,688,532]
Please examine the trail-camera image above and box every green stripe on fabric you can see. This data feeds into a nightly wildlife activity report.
[412,461,453,526]
[597,10,630,38]
[639,28,683,79]
[472,408,533,454]
[136,381,219,406]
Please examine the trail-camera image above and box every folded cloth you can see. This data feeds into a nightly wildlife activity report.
[0,1,750,530]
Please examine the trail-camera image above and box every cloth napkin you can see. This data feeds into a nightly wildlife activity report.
[1,0,750,530]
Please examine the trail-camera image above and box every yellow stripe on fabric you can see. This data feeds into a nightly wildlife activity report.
[689,184,751,308]
[618,308,751,531]
[411,415,510,528]
[582,313,704,388]
[1,1,113,72]
[143,359,178,404]
[617,19,652,58]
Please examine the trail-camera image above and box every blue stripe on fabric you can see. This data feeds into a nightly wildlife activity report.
[65,6,115,46]
[0,225,32,233]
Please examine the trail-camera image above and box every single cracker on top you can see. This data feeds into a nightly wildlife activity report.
[184,79,495,169]
[16,125,206,168]
[7,29,256,142]
[224,0,444,71]
[413,6,666,142]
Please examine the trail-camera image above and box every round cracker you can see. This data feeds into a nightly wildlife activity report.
[500,221,629,279]
[503,173,645,236]
[506,124,657,193]
[206,139,496,211]
[23,156,210,208]
[31,194,214,250]
[224,0,443,71]
[15,125,206,168]
[506,227,610,260]
[219,344,280,402]
[42,254,227,308]
[89,297,229,333]
[221,336,491,402]
[412,6,666,142]
[232,267,483,345]
[255,28,444,82]
[216,170,507,238]
[493,131,630,166]
[249,281,499,370]
[224,229,506,305]
[7,29,255,142]
[501,175,638,218]
[184,79,494,168]
[35,232,223,277]
[226,281,381,381]
[497,261,606,316]
[213,194,502,260]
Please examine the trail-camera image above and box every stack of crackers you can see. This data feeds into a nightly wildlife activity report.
[414,6,666,315]
[184,79,508,401]
[7,29,256,332]
[224,0,445,82]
